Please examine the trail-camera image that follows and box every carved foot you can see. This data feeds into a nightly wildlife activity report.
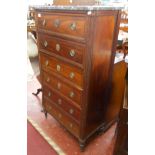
[79,140,86,151]
[32,88,42,96]
[45,111,48,119]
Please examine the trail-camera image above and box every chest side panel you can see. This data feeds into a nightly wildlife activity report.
[83,11,120,138]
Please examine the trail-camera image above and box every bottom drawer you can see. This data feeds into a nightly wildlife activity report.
[44,98,80,138]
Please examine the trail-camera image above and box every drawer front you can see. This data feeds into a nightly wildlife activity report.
[44,86,81,122]
[43,71,82,105]
[40,53,83,87]
[44,98,80,138]
[37,13,87,39]
[38,33,85,64]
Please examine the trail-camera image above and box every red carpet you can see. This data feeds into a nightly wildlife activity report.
[27,121,58,155]
[28,78,116,154]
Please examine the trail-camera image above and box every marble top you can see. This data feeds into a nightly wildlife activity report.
[33,4,124,11]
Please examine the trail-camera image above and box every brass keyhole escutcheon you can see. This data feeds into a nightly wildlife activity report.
[70,49,75,57]
[69,109,74,114]
[44,40,48,47]
[56,44,61,52]
[69,72,75,79]
[70,22,76,30]
[45,60,49,66]
[56,65,61,71]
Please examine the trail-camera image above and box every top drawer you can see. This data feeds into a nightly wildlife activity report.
[37,13,87,39]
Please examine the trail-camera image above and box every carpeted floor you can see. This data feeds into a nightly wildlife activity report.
[26,31,125,155]
[27,77,117,155]
[27,121,58,155]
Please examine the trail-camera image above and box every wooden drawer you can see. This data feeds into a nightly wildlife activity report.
[44,86,81,122]
[40,53,83,87]
[43,71,82,105]
[37,13,87,39]
[44,98,80,138]
[38,33,85,64]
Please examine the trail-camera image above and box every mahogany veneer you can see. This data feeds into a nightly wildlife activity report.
[35,7,121,150]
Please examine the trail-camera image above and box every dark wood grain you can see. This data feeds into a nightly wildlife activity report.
[35,9,121,149]
[37,13,88,39]
[43,71,83,105]
[44,86,81,122]
[38,33,85,64]
[40,52,84,87]
[44,97,80,138]
[83,11,121,139]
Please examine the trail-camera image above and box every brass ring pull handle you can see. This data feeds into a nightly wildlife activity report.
[69,92,74,98]
[69,49,75,57]
[44,41,48,47]
[69,109,74,114]
[42,19,46,26]
[54,19,60,28]
[56,43,61,52]
[70,22,76,30]
[69,72,75,79]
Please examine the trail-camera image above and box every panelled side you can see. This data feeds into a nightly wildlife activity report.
[83,10,119,139]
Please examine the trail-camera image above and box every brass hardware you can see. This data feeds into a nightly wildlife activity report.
[69,92,74,98]
[58,113,62,118]
[42,19,46,26]
[69,72,75,79]
[44,40,48,47]
[54,19,60,28]
[56,43,61,51]
[46,77,50,82]
[70,22,76,30]
[58,99,62,105]
[87,11,92,15]
[56,65,61,71]
[69,49,75,57]
[57,82,61,89]
[38,13,41,17]
[48,92,51,97]
[69,123,73,128]
[45,60,49,66]
[69,109,74,114]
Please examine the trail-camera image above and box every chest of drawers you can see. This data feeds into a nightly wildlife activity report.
[35,6,122,150]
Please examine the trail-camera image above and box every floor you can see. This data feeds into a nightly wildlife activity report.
[27,121,58,155]
[27,58,117,155]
